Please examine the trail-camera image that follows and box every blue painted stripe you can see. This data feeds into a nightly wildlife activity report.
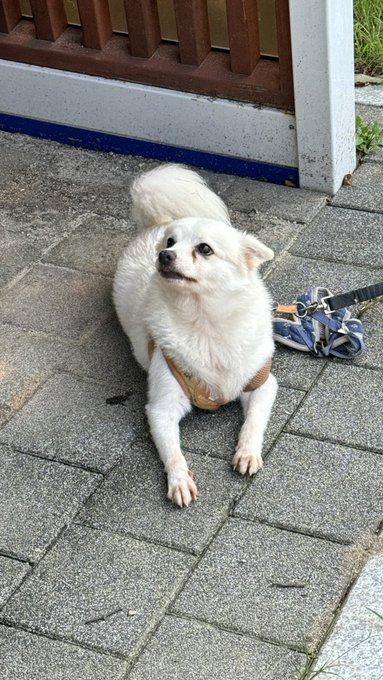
[0,112,299,186]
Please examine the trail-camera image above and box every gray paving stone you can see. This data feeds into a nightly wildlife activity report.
[357,300,383,369]
[287,364,383,453]
[0,172,130,218]
[0,133,59,189]
[272,346,324,391]
[231,209,301,262]
[129,616,306,680]
[356,103,383,127]
[0,626,127,680]
[0,408,12,428]
[221,176,326,223]
[0,557,29,608]
[43,216,135,277]
[199,168,236,195]
[0,264,112,340]
[266,253,383,306]
[0,131,67,175]
[0,267,24,290]
[332,163,383,213]
[65,317,146,389]
[48,161,233,219]
[0,325,72,413]
[0,445,100,562]
[0,152,234,218]
[181,386,304,460]
[234,434,383,544]
[355,84,383,107]
[289,206,383,268]
[366,147,383,163]
[78,440,246,554]
[62,183,136,221]
[172,519,353,652]
[43,145,144,188]
[0,134,143,216]
[0,374,145,472]
[313,553,383,679]
[2,525,193,658]
[1,207,80,241]
[0,174,83,214]
[0,209,81,287]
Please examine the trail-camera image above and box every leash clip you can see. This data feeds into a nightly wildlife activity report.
[318,294,336,315]
[295,300,319,319]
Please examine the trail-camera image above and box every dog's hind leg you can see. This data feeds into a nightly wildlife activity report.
[233,374,278,476]
[146,345,198,507]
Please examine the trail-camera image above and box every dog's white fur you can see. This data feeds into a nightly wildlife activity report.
[113,165,277,507]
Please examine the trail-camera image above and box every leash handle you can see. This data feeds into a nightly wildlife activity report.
[326,282,383,311]
[275,282,383,317]
[274,303,298,315]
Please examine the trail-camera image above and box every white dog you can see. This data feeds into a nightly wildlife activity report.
[113,165,277,507]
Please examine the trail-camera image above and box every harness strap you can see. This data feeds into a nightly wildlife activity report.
[148,339,272,411]
[243,359,273,392]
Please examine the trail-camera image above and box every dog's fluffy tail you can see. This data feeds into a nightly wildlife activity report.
[130,164,230,229]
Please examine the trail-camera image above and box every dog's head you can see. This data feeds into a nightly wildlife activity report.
[156,217,273,293]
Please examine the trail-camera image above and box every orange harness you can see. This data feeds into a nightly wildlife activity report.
[148,339,272,411]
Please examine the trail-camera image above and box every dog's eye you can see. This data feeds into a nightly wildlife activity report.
[197,243,214,256]
[166,237,175,248]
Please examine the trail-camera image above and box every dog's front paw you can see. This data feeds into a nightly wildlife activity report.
[167,470,199,508]
[232,448,263,476]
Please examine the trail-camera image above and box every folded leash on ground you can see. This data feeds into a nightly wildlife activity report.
[273,282,383,358]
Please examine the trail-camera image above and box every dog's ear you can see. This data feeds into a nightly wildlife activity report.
[242,233,274,269]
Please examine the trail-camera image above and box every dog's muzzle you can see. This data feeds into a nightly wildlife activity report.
[158,249,187,280]
[158,249,176,268]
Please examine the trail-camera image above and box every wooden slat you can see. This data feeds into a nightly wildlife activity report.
[226,0,260,75]
[77,0,112,49]
[275,0,294,104]
[0,22,285,107]
[0,0,21,33]
[29,0,67,41]
[174,0,210,66]
[124,0,161,58]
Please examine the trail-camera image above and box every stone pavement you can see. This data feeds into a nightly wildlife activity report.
[0,126,382,680]
[313,553,383,680]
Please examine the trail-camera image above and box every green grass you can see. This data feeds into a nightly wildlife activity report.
[300,608,383,679]
[356,114,383,153]
[354,0,383,75]
[367,607,383,621]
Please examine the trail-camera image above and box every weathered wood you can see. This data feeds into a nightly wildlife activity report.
[226,0,260,75]
[0,22,291,107]
[77,0,112,49]
[173,0,210,66]
[124,0,161,58]
[275,0,294,103]
[0,0,21,33]
[29,0,67,41]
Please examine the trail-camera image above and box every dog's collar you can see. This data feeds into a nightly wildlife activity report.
[148,339,272,411]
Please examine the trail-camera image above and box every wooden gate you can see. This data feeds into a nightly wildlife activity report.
[0,0,294,108]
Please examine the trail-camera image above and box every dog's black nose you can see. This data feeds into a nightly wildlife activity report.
[159,250,176,266]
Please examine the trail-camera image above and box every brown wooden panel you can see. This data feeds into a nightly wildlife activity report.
[29,0,66,40]
[0,22,291,107]
[124,0,160,58]
[173,0,210,66]
[226,0,260,75]
[275,0,293,103]
[77,0,112,49]
[0,0,21,33]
